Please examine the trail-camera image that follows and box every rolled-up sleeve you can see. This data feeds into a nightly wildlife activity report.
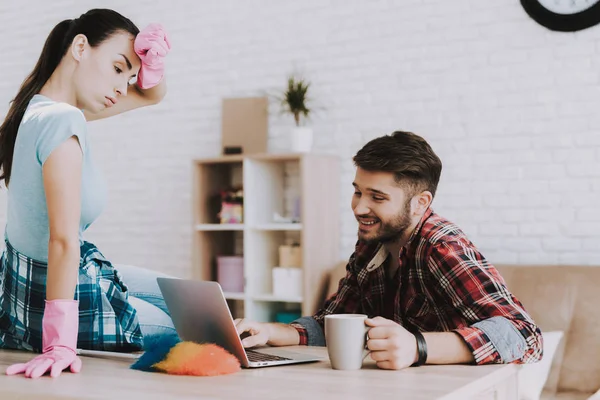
[429,240,543,365]
[291,253,363,346]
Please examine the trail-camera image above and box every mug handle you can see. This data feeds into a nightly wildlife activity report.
[362,326,372,361]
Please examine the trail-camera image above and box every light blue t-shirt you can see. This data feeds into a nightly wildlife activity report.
[5,94,106,262]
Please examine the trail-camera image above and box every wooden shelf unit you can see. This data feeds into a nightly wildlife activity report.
[191,153,340,322]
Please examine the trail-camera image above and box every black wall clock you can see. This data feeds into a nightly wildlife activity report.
[521,0,600,32]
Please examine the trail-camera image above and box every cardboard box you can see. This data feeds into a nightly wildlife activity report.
[221,97,268,155]
[278,244,302,267]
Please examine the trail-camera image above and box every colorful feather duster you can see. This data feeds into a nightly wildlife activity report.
[130,333,241,376]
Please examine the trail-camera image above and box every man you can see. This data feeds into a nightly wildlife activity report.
[235,131,542,370]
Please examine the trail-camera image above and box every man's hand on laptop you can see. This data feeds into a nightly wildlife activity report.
[234,319,270,347]
[234,319,300,347]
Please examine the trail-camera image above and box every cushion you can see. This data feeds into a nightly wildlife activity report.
[495,265,600,393]
[519,331,565,400]
[588,389,600,400]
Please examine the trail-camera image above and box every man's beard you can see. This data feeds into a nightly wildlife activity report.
[358,200,412,244]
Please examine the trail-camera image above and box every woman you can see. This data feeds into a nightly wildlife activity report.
[0,9,174,379]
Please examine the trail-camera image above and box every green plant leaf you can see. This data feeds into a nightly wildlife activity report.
[281,75,311,126]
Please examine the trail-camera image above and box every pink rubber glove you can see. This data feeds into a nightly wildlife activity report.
[134,23,171,89]
[6,300,82,379]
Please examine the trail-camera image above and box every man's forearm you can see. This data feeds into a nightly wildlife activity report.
[422,332,474,365]
[266,323,300,346]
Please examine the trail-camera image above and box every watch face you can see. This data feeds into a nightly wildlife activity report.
[537,0,600,15]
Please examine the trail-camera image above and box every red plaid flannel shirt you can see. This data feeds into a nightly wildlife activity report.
[292,208,542,365]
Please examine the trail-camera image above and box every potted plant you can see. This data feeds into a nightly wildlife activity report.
[281,75,313,152]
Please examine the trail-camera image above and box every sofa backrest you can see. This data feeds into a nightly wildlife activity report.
[496,265,600,394]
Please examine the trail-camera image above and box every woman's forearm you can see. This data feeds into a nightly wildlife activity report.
[45,238,80,300]
[135,76,167,104]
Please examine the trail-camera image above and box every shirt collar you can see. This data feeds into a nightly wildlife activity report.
[365,207,433,272]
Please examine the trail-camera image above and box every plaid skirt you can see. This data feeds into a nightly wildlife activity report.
[0,239,143,352]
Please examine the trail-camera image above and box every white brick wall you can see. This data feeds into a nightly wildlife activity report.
[1,0,599,277]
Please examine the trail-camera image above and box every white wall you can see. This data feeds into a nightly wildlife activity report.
[1,0,599,277]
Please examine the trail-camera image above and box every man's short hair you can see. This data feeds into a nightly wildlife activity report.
[353,131,442,197]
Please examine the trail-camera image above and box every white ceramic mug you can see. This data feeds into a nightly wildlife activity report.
[324,314,370,370]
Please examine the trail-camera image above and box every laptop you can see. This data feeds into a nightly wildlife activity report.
[156,277,322,368]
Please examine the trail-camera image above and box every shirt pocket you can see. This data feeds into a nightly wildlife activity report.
[405,294,431,319]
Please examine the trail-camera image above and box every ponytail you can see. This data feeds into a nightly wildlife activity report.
[0,19,74,187]
[0,8,140,187]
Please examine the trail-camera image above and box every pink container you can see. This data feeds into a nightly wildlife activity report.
[217,256,244,293]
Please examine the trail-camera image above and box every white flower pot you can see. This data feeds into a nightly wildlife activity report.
[291,127,313,153]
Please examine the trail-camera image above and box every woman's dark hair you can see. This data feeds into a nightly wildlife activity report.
[353,131,443,197]
[0,9,139,186]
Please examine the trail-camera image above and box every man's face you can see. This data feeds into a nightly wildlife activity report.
[351,168,414,243]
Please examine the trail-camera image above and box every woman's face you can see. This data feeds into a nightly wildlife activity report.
[72,31,141,113]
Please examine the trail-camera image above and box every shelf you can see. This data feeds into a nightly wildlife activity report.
[251,223,302,231]
[252,293,303,303]
[195,223,244,231]
[194,155,245,164]
[195,223,301,231]
[194,153,337,164]
[249,153,303,162]
[193,153,340,321]
[223,292,246,300]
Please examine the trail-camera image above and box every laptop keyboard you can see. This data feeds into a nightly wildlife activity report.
[246,349,292,362]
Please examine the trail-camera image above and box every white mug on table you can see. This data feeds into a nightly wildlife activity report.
[324,314,371,370]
